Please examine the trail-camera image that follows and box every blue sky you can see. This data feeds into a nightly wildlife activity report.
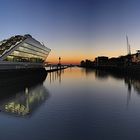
[0,0,140,64]
[92,0,140,57]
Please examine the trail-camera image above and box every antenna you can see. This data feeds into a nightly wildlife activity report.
[126,35,131,55]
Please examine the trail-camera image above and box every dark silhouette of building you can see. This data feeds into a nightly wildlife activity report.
[80,59,94,68]
[95,56,108,66]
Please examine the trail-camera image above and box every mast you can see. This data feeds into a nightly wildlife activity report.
[126,35,131,55]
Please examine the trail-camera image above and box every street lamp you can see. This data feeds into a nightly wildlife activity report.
[59,57,61,65]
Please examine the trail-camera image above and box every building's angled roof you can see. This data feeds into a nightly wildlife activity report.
[0,35,27,57]
[0,35,26,48]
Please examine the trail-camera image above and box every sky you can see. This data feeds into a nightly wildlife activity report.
[0,0,140,64]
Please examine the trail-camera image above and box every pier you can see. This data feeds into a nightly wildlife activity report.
[45,64,69,72]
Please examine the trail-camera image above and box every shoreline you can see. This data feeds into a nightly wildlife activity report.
[80,65,140,78]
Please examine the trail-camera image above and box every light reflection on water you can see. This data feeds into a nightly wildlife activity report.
[1,67,140,140]
[0,85,49,117]
[0,70,49,117]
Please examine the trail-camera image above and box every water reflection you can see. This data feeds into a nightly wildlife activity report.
[84,68,140,106]
[1,67,140,140]
[95,70,108,79]
[48,69,64,84]
[0,70,49,117]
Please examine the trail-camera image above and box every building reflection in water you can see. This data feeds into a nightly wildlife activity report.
[124,78,140,107]
[84,68,140,107]
[124,77,132,108]
[0,69,49,117]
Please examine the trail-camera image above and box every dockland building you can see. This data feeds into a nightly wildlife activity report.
[0,34,51,70]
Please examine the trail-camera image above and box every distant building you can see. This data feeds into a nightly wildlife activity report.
[80,59,94,67]
[95,56,108,66]
[132,50,140,64]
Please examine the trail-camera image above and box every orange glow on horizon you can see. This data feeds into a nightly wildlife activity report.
[46,47,131,65]
[47,56,88,65]
[46,49,94,65]
[46,50,129,65]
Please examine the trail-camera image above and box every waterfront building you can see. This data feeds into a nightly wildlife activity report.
[95,56,108,66]
[0,34,51,69]
[132,50,140,64]
[80,59,95,68]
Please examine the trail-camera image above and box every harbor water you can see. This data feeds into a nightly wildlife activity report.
[1,67,140,140]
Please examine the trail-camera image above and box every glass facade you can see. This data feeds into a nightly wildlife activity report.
[0,35,50,64]
[4,42,50,63]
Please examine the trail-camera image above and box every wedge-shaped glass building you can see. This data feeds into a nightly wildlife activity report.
[0,34,51,69]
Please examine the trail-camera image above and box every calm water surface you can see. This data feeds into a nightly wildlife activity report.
[1,67,140,140]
